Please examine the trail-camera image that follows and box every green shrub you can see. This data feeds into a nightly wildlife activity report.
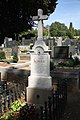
[0,111,11,120]
[0,51,6,60]
[73,57,80,66]
[13,53,18,63]
[57,57,80,67]
[11,100,22,112]
[0,100,22,120]
[64,59,74,67]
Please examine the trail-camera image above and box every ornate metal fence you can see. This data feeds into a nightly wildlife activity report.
[0,82,25,115]
[20,79,67,120]
[0,79,67,119]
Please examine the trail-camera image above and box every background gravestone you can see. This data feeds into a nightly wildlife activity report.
[54,46,69,59]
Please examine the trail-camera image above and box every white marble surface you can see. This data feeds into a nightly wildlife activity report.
[31,54,50,76]
[32,9,48,40]
[28,76,52,89]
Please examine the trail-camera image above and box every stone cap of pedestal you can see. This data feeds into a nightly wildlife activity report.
[30,49,51,53]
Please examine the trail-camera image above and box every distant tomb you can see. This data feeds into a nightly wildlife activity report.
[18,46,30,62]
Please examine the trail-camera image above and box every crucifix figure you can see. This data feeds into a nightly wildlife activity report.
[33,9,48,40]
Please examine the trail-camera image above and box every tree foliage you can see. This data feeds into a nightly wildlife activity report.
[50,22,68,37]
[49,21,80,39]
[13,53,18,63]
[67,22,74,39]
[0,51,6,60]
[0,0,58,44]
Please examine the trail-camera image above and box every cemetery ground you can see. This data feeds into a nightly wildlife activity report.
[61,90,80,120]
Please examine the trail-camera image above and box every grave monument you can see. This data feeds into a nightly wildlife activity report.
[27,9,52,105]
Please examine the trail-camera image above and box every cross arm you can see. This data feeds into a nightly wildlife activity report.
[32,15,48,21]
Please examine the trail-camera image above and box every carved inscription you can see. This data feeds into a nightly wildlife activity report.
[31,55,48,76]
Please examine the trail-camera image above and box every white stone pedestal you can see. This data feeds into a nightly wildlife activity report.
[27,75,52,105]
[27,46,52,105]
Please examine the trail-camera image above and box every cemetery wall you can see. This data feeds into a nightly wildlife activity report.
[51,69,79,92]
[0,67,30,85]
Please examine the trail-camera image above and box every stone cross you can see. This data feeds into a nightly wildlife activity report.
[33,9,48,40]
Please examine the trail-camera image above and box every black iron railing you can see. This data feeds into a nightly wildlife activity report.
[20,79,67,120]
[0,83,23,115]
